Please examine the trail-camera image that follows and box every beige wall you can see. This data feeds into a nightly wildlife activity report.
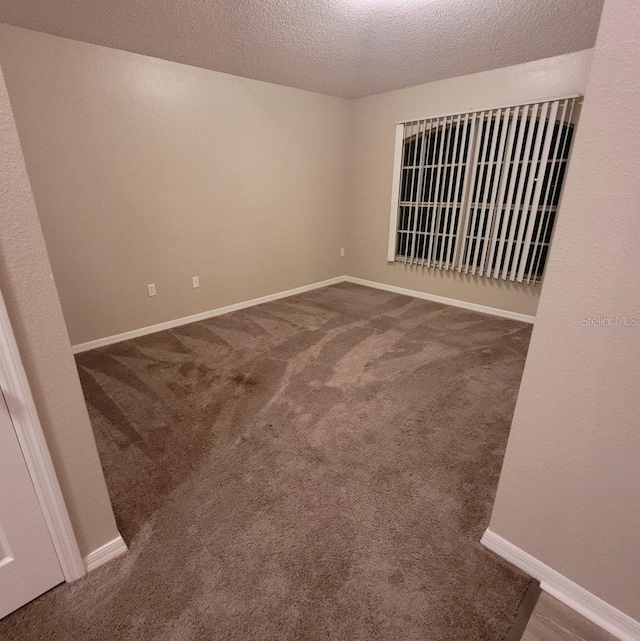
[488,0,640,621]
[346,50,593,317]
[0,62,119,556]
[0,27,596,345]
[0,25,350,346]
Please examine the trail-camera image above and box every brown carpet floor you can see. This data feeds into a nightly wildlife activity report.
[0,283,532,640]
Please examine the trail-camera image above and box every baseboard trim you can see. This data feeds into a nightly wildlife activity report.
[84,534,128,573]
[72,276,346,353]
[481,529,640,641]
[72,274,536,353]
[344,277,536,324]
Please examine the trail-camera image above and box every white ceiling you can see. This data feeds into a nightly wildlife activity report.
[0,0,603,99]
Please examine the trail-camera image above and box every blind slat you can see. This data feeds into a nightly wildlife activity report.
[403,121,422,264]
[433,115,457,268]
[466,110,497,273]
[483,106,519,277]
[416,118,437,267]
[500,104,537,279]
[463,112,492,272]
[471,109,508,275]
[408,119,428,264]
[439,114,463,269]
[456,112,484,271]
[509,102,548,280]
[388,124,405,261]
[523,101,566,283]
[492,105,528,278]
[529,99,576,281]
[425,117,447,266]
[516,100,559,282]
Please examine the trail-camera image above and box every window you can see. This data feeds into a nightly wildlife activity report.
[388,97,579,283]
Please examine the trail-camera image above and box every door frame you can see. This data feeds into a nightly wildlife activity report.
[0,288,85,582]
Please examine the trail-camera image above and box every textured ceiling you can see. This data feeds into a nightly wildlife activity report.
[0,0,603,98]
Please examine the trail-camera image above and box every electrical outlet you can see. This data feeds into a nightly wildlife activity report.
[340,248,345,257]
[192,276,200,288]
[147,283,157,297]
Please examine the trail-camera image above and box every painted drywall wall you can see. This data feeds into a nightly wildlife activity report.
[488,0,640,621]
[0,62,119,557]
[346,49,593,317]
[0,25,596,340]
[0,25,350,346]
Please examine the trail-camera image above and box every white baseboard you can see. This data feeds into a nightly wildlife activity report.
[84,534,128,573]
[72,276,346,353]
[344,276,536,324]
[482,529,640,641]
[72,274,536,353]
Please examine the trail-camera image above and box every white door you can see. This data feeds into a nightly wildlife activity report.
[0,388,64,618]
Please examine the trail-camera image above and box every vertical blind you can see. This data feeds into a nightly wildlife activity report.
[388,97,579,283]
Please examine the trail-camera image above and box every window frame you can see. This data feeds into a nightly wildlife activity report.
[387,94,582,282]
